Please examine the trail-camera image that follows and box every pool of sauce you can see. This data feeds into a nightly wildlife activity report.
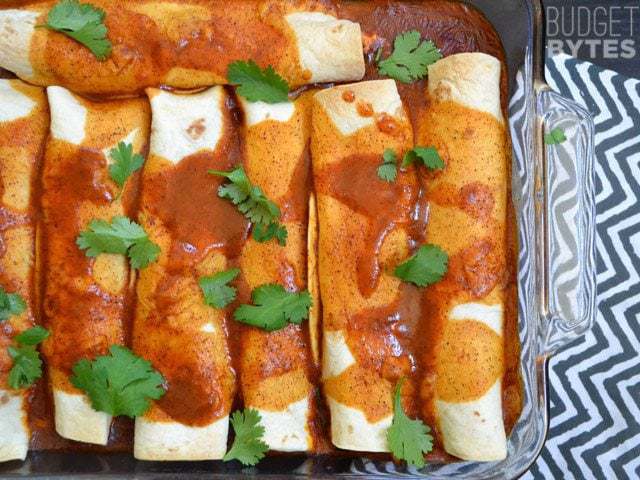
[15,0,521,463]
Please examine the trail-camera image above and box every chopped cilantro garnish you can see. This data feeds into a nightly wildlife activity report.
[209,166,287,246]
[0,286,26,322]
[41,0,112,60]
[544,127,567,145]
[228,60,290,104]
[70,345,165,418]
[378,30,442,83]
[199,268,240,309]
[387,378,434,468]
[223,408,269,466]
[234,284,312,332]
[394,244,448,287]
[402,146,445,170]
[378,148,398,182]
[76,216,160,269]
[108,142,144,191]
[7,326,50,390]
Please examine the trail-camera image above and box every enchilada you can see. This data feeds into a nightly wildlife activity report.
[0,0,523,467]
[0,79,48,463]
[133,87,243,461]
[418,52,510,461]
[311,79,423,452]
[236,94,317,452]
[40,86,149,445]
[0,0,365,96]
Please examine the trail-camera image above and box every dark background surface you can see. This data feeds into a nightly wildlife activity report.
[543,0,640,78]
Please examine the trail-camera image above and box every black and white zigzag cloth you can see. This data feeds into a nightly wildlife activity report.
[525,55,640,479]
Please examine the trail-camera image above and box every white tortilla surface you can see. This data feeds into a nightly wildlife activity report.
[0,391,29,462]
[286,12,364,84]
[313,79,404,136]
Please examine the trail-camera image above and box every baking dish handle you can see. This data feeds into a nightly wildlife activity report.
[534,84,597,356]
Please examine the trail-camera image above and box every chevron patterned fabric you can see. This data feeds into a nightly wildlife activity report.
[525,56,640,479]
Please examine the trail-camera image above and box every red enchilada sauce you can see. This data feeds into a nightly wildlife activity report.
[315,154,420,297]
[22,0,520,461]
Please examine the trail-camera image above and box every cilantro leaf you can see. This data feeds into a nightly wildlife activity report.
[109,142,145,189]
[234,284,312,332]
[199,268,240,309]
[253,222,288,246]
[387,378,434,468]
[42,0,112,61]
[228,60,290,104]
[544,127,567,145]
[394,244,448,287]
[209,166,286,245]
[7,326,50,389]
[8,346,43,389]
[378,148,398,182]
[378,30,442,83]
[128,239,161,270]
[70,345,165,418]
[15,325,50,346]
[402,146,445,170]
[223,408,269,466]
[0,286,26,322]
[76,216,160,269]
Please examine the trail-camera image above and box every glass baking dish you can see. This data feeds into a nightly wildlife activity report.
[0,0,596,478]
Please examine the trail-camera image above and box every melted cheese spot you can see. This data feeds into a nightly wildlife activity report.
[200,322,216,333]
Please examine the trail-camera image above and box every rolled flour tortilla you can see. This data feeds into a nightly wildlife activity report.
[237,94,315,452]
[41,86,150,445]
[419,52,509,461]
[0,1,364,96]
[311,80,419,452]
[133,87,241,461]
[0,79,48,463]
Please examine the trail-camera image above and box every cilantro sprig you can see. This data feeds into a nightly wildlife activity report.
[394,244,448,287]
[0,286,26,322]
[378,149,398,182]
[228,60,290,104]
[109,142,144,194]
[387,378,434,468]
[234,284,312,332]
[544,127,567,145]
[40,0,112,61]
[224,408,269,466]
[402,146,445,170]
[70,345,165,418]
[199,268,240,309]
[76,216,160,269]
[8,326,50,390]
[253,222,288,246]
[378,30,442,83]
[209,166,287,246]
